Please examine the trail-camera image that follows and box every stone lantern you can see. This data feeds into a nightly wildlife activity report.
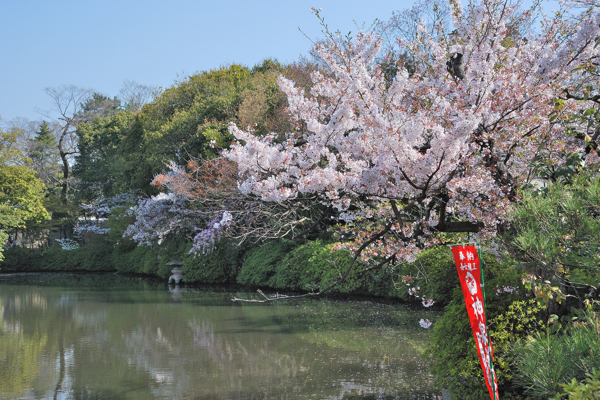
[167,260,184,285]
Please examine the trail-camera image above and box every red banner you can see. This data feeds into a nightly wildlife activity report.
[451,245,499,400]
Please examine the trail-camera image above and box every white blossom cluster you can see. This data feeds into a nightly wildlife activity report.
[77,192,139,236]
[495,286,519,295]
[73,224,109,235]
[419,318,433,329]
[123,192,201,246]
[55,238,80,251]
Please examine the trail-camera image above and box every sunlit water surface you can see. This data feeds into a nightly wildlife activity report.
[0,273,441,399]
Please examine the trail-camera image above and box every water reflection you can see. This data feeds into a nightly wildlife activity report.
[0,273,440,399]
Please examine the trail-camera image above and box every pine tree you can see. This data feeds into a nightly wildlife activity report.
[34,121,56,146]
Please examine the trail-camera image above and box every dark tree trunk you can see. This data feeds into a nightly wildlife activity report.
[60,149,70,204]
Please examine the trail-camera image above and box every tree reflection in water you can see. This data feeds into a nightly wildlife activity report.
[0,273,439,399]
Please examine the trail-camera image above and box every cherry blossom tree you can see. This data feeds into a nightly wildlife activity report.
[224,0,600,287]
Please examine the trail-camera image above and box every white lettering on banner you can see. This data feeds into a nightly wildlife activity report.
[465,272,478,295]
[460,262,478,271]
[476,322,493,387]
[471,297,484,321]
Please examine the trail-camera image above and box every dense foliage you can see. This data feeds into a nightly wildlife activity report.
[511,309,600,398]
[0,130,49,260]
[505,173,600,308]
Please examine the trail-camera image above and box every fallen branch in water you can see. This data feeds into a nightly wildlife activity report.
[232,289,319,303]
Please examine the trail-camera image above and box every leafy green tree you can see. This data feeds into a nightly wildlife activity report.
[76,64,259,197]
[0,130,49,259]
[80,93,121,119]
[0,166,50,238]
[138,64,251,160]
[74,111,136,200]
[0,129,29,166]
[72,61,319,201]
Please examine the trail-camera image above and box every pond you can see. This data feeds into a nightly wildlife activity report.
[0,273,441,399]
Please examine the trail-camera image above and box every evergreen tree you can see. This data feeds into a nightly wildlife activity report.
[34,121,55,146]
[29,121,60,191]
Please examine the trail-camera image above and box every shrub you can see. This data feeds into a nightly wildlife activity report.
[395,246,459,306]
[236,239,298,287]
[300,242,365,294]
[111,241,147,274]
[267,240,360,293]
[425,259,541,399]
[394,246,507,307]
[267,240,319,290]
[238,240,476,299]
[511,309,600,399]
[112,239,188,278]
[1,244,115,272]
[183,238,245,284]
[1,246,45,271]
[267,240,401,297]
[554,369,600,399]
[46,244,115,271]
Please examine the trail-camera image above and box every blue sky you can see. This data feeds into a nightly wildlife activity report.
[0,0,413,123]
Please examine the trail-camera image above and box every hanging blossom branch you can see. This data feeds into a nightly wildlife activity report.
[152,158,335,250]
[189,211,233,255]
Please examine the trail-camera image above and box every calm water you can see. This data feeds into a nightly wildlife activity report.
[0,273,441,400]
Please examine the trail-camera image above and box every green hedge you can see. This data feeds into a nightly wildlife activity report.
[2,239,482,305]
[1,244,115,272]
[236,239,402,297]
[110,239,188,277]
[236,239,298,287]
[111,238,242,282]
[2,236,242,284]
[182,238,244,284]
[2,239,460,302]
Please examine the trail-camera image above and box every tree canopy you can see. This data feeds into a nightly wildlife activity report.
[0,130,49,258]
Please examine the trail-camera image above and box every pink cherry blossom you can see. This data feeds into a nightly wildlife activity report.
[225,0,600,265]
